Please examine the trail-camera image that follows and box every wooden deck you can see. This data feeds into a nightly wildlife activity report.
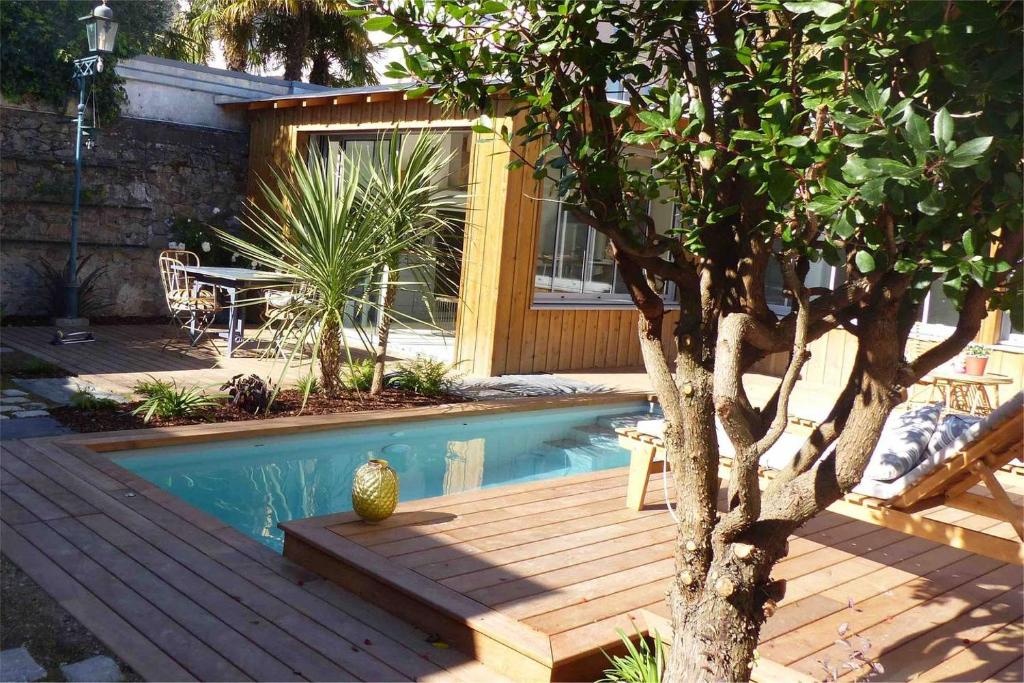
[0,434,511,683]
[282,468,1024,683]
[1,324,318,395]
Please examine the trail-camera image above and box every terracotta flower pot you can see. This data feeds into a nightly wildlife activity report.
[352,458,399,523]
[964,356,988,376]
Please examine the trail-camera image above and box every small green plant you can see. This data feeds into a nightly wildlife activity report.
[69,387,119,411]
[32,254,110,319]
[5,356,70,379]
[221,374,273,414]
[343,358,375,392]
[131,382,219,423]
[965,343,990,358]
[386,357,458,397]
[133,376,174,398]
[296,374,321,399]
[598,629,664,683]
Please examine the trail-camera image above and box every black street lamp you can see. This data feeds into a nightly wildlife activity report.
[60,0,118,330]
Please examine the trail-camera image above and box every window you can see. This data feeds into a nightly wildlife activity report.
[533,177,678,306]
[1000,313,1024,348]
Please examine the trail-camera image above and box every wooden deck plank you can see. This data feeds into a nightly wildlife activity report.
[0,521,197,682]
[14,440,420,682]
[855,585,1023,681]
[916,621,1023,683]
[46,515,305,682]
[14,520,249,681]
[985,656,1024,682]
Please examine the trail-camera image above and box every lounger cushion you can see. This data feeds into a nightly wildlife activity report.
[925,413,981,459]
[861,402,943,482]
[852,392,1023,500]
[633,418,804,470]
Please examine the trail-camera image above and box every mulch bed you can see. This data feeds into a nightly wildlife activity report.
[51,388,468,433]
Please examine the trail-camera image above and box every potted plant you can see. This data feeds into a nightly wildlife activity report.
[964,344,991,376]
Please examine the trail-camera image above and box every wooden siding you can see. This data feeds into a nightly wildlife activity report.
[754,327,1024,404]
[247,103,679,377]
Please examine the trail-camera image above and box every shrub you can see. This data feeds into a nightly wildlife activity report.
[221,374,272,414]
[68,387,119,411]
[386,357,458,397]
[32,254,110,319]
[343,358,375,392]
[133,376,174,399]
[296,374,320,397]
[598,629,664,683]
[132,382,219,423]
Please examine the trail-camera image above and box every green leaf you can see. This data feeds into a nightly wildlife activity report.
[731,130,766,142]
[916,189,944,216]
[962,230,976,257]
[538,41,557,55]
[698,149,717,166]
[471,123,493,134]
[855,251,877,274]
[669,92,683,124]
[832,211,855,238]
[480,0,508,13]
[841,134,872,148]
[779,135,810,148]
[808,194,843,215]
[363,15,394,31]
[932,107,954,146]
[637,111,669,129]
[947,136,993,167]
[784,1,845,17]
[841,157,871,182]
[859,178,887,205]
[904,112,930,150]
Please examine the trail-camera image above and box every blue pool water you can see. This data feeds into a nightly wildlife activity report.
[115,401,654,552]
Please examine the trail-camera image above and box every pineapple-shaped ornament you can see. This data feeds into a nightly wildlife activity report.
[352,458,399,523]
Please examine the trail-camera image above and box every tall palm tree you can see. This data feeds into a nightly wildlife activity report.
[179,0,377,84]
[361,132,462,395]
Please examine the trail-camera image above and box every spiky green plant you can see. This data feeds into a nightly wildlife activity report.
[598,629,665,683]
[386,357,459,397]
[219,132,459,397]
[360,130,463,395]
[131,383,220,423]
[343,358,375,392]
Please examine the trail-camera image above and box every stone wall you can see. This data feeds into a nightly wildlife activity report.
[0,105,247,317]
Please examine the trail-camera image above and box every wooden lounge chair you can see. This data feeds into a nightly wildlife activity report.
[616,394,1024,565]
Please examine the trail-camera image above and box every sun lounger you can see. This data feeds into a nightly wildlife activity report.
[617,393,1024,564]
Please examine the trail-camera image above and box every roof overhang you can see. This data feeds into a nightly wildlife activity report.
[218,82,438,112]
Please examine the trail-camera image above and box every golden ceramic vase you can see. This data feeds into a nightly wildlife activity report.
[352,458,399,523]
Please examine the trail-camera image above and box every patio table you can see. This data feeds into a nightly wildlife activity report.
[175,265,295,357]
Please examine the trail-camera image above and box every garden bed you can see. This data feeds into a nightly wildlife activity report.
[51,388,467,433]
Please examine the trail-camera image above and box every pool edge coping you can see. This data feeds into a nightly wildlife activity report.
[40,391,653,455]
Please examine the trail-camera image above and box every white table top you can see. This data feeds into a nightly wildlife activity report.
[175,264,294,283]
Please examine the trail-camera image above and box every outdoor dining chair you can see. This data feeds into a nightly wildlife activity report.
[264,286,316,359]
[158,250,222,351]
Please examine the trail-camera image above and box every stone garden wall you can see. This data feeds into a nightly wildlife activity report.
[0,104,248,317]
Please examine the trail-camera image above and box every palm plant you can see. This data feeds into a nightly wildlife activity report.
[361,132,463,395]
[217,144,427,396]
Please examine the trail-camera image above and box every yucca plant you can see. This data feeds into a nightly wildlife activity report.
[131,382,220,422]
[598,629,665,683]
[360,130,463,395]
[219,132,459,397]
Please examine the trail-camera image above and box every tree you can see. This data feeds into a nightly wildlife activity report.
[1,0,177,121]
[220,131,455,396]
[368,1,1023,679]
[179,0,378,85]
[361,133,462,395]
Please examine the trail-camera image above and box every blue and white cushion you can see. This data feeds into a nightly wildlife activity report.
[862,402,943,482]
[925,413,982,459]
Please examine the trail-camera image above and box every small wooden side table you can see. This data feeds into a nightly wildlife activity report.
[919,370,1013,416]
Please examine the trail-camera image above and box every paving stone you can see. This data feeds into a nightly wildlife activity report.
[0,416,72,439]
[0,415,7,420]
[0,405,20,413]
[11,410,50,419]
[18,402,48,411]
[0,397,29,405]
[60,656,122,683]
[1,389,28,397]
[0,346,13,353]
[12,379,128,407]
[0,646,46,682]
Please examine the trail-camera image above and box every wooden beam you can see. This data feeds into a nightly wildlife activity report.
[365,92,396,103]
[331,94,362,106]
[273,99,303,109]
[974,461,1024,539]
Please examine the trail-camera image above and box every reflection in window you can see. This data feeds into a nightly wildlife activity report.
[534,172,677,305]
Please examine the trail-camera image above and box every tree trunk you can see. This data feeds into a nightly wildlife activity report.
[668,577,762,682]
[309,51,332,85]
[282,4,310,81]
[319,318,342,397]
[370,267,397,396]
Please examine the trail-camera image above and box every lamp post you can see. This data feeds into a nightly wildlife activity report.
[62,0,118,326]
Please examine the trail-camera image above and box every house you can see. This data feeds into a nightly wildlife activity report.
[224,85,1023,398]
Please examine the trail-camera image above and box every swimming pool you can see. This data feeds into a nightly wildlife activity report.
[115,401,654,552]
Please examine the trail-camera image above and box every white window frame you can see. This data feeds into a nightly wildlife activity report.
[532,197,679,308]
[999,312,1024,349]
